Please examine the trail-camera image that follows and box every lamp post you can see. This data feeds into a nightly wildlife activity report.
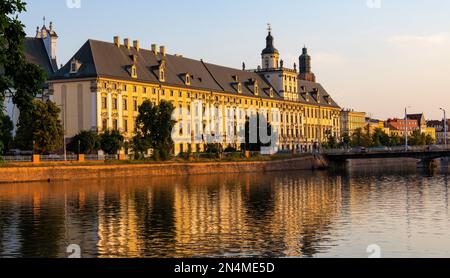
[58,104,66,161]
[404,107,409,151]
[441,108,447,148]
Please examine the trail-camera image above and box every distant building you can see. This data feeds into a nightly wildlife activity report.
[387,118,419,137]
[5,21,59,135]
[407,113,427,133]
[365,118,386,135]
[340,109,366,136]
[427,119,449,145]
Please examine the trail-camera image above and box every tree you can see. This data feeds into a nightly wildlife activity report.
[409,130,426,146]
[14,100,63,154]
[67,130,100,154]
[1,0,46,117]
[100,129,124,155]
[132,100,176,160]
[389,134,402,146]
[425,134,435,145]
[323,131,338,149]
[0,114,13,153]
[341,133,351,148]
[372,128,390,147]
[351,126,372,147]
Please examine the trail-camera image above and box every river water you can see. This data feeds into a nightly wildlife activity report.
[0,161,449,258]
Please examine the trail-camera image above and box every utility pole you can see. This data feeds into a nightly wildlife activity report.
[405,107,408,151]
[441,108,447,148]
[58,104,66,161]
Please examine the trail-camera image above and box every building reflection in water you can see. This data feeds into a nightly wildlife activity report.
[0,167,449,258]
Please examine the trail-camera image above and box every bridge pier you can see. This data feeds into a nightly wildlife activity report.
[417,159,439,170]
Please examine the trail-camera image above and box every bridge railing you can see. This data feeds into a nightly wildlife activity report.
[323,146,450,155]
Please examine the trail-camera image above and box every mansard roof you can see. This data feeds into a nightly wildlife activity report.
[297,80,340,108]
[50,39,340,108]
[24,38,56,75]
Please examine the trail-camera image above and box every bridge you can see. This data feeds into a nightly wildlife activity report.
[322,147,450,167]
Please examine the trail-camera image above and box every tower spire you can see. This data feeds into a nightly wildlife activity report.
[43,16,46,27]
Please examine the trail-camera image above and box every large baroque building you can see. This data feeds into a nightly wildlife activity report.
[49,28,341,154]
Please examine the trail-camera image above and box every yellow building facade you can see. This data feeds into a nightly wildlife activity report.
[340,110,366,136]
[49,30,341,154]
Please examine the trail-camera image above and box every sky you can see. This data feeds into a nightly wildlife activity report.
[20,0,450,120]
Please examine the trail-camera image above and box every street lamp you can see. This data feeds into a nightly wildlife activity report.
[440,108,447,148]
[58,104,66,161]
[404,107,411,151]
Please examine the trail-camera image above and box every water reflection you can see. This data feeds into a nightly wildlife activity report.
[0,167,449,258]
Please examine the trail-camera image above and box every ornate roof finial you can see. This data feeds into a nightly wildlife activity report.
[267,23,272,34]
[43,16,46,27]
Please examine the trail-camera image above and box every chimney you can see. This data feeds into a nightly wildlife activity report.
[160,46,166,57]
[114,36,120,47]
[133,40,140,52]
[124,38,130,50]
[151,44,157,55]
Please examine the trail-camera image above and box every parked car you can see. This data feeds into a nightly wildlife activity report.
[352,147,367,153]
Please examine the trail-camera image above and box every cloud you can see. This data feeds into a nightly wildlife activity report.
[314,52,347,65]
[387,33,450,46]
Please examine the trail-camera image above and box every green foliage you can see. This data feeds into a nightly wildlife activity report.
[323,131,338,149]
[0,114,14,153]
[14,100,63,153]
[224,146,237,153]
[408,130,426,146]
[425,134,435,145]
[67,130,101,154]
[341,133,351,148]
[203,143,220,153]
[100,129,124,154]
[0,0,46,113]
[132,100,176,161]
[350,127,371,148]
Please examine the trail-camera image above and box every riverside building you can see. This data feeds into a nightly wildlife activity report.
[49,28,341,155]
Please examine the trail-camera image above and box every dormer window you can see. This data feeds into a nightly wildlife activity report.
[158,60,166,82]
[70,59,81,74]
[185,74,191,85]
[269,88,274,98]
[237,82,242,94]
[159,68,165,82]
[131,65,137,79]
[254,83,259,96]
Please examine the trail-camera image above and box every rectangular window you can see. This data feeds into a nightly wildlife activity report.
[113,119,118,130]
[179,91,182,98]
[133,99,138,111]
[102,97,107,109]
[124,119,128,133]
[133,86,137,93]
[102,119,107,131]
[123,99,128,111]
[112,98,118,110]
